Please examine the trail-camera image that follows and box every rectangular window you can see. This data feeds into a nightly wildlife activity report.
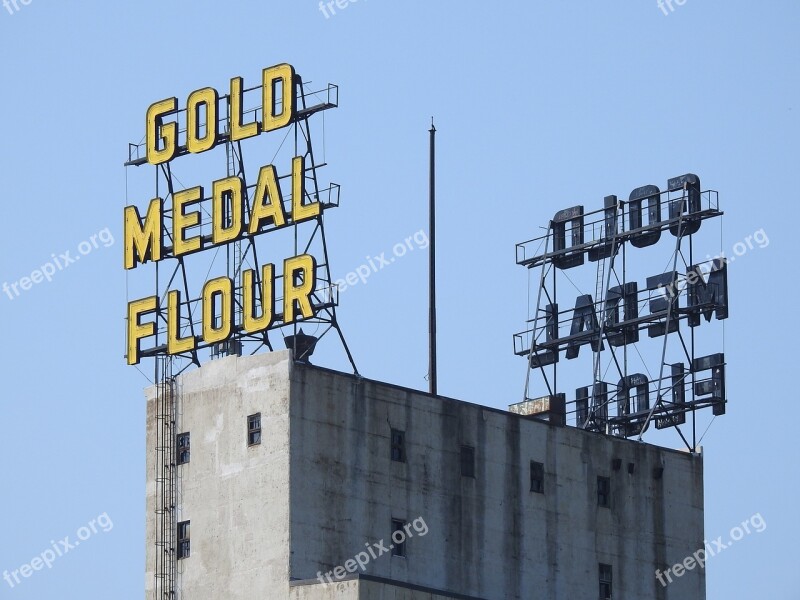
[176,433,190,465]
[391,429,406,463]
[460,445,475,478]
[391,519,406,557]
[599,563,612,599]
[177,521,190,560]
[530,461,544,493]
[247,413,262,446]
[597,476,611,507]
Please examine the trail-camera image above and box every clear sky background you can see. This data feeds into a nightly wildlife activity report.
[1,1,797,598]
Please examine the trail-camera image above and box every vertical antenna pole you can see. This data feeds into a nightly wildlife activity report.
[429,118,438,396]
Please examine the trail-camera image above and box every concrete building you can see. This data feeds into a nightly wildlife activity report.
[144,350,705,599]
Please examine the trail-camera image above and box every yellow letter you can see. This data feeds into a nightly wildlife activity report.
[262,64,295,132]
[248,165,287,233]
[243,265,275,333]
[173,186,203,257]
[186,87,219,155]
[127,296,157,365]
[283,254,316,323]
[290,156,319,222]
[202,276,233,344]
[212,176,243,245]
[146,97,178,165]
[230,76,260,142]
[124,198,162,269]
[167,290,196,355]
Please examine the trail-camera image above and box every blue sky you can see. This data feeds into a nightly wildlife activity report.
[0,1,797,598]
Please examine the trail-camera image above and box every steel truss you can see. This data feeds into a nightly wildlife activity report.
[516,182,727,451]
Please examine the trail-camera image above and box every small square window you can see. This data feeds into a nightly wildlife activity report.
[599,563,612,599]
[177,521,191,560]
[530,461,544,494]
[247,413,261,446]
[460,445,475,478]
[176,433,190,465]
[597,476,611,508]
[391,519,406,557]
[391,429,406,463]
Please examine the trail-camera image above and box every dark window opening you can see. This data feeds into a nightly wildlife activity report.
[176,433,190,465]
[460,445,475,478]
[391,519,406,557]
[391,429,406,463]
[248,413,262,446]
[597,476,611,507]
[599,563,612,599]
[530,461,544,493]
[177,521,191,560]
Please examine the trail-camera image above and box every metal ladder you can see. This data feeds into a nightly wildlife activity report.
[154,357,176,599]
[590,203,621,431]
[225,108,244,333]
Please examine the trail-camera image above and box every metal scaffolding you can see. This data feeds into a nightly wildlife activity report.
[514,177,727,451]
[125,72,358,600]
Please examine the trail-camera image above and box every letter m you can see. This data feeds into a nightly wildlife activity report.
[124,198,163,269]
[687,259,728,326]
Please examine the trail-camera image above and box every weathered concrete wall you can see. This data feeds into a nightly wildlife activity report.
[144,351,705,599]
[145,352,294,599]
[290,579,361,600]
[289,363,705,600]
[289,576,485,599]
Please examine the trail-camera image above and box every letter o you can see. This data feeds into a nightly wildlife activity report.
[187,87,219,155]
[202,276,234,344]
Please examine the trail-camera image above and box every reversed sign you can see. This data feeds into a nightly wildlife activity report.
[515,174,727,442]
